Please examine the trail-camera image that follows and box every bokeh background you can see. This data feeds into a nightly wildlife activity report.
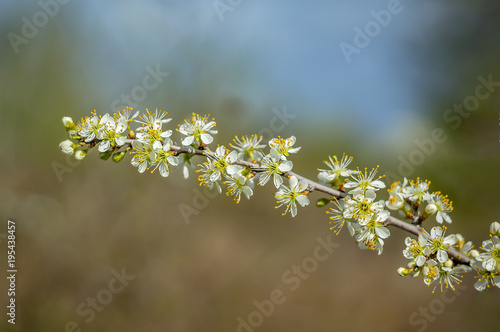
[1,0,499,331]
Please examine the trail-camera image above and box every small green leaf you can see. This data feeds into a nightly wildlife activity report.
[316,198,331,208]
[99,150,113,160]
[112,151,127,163]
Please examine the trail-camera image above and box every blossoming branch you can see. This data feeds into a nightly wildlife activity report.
[58,108,500,293]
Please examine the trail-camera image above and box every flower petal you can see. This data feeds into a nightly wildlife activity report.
[296,194,310,207]
[200,133,213,144]
[226,165,241,175]
[138,161,147,173]
[168,156,179,166]
[273,174,283,188]
[160,130,173,138]
[436,249,448,263]
[152,140,162,150]
[279,161,293,172]
[182,136,195,146]
[375,226,390,239]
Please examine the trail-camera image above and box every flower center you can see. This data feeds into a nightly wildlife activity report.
[359,201,371,213]
[492,247,500,262]
[215,159,227,171]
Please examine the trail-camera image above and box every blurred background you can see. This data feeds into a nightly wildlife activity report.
[0,0,499,331]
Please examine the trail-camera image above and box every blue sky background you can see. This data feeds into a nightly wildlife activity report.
[1,0,448,139]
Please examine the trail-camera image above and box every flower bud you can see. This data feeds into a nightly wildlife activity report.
[470,249,480,258]
[397,267,410,276]
[62,116,74,128]
[75,150,87,160]
[425,203,437,216]
[490,221,500,236]
[444,259,453,269]
[59,140,74,155]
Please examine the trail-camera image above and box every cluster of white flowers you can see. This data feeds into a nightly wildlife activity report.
[259,149,293,188]
[470,222,500,291]
[130,109,179,177]
[398,226,471,293]
[398,221,500,292]
[386,177,473,292]
[58,110,499,294]
[59,108,181,177]
[386,177,453,224]
[197,145,245,195]
[59,108,139,161]
[265,136,309,216]
[196,135,307,211]
[325,158,390,254]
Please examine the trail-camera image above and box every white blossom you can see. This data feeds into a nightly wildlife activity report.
[427,226,457,263]
[344,167,385,194]
[356,219,391,255]
[230,135,265,161]
[471,258,500,291]
[131,142,154,173]
[423,259,469,293]
[198,146,242,192]
[386,179,407,210]
[225,173,254,203]
[77,111,102,143]
[268,136,301,160]
[275,176,309,217]
[477,235,500,271]
[136,109,172,145]
[178,113,217,146]
[402,178,430,203]
[343,190,386,226]
[317,154,356,185]
[426,193,453,224]
[150,139,179,177]
[259,149,293,188]
[96,114,128,152]
[328,198,356,236]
